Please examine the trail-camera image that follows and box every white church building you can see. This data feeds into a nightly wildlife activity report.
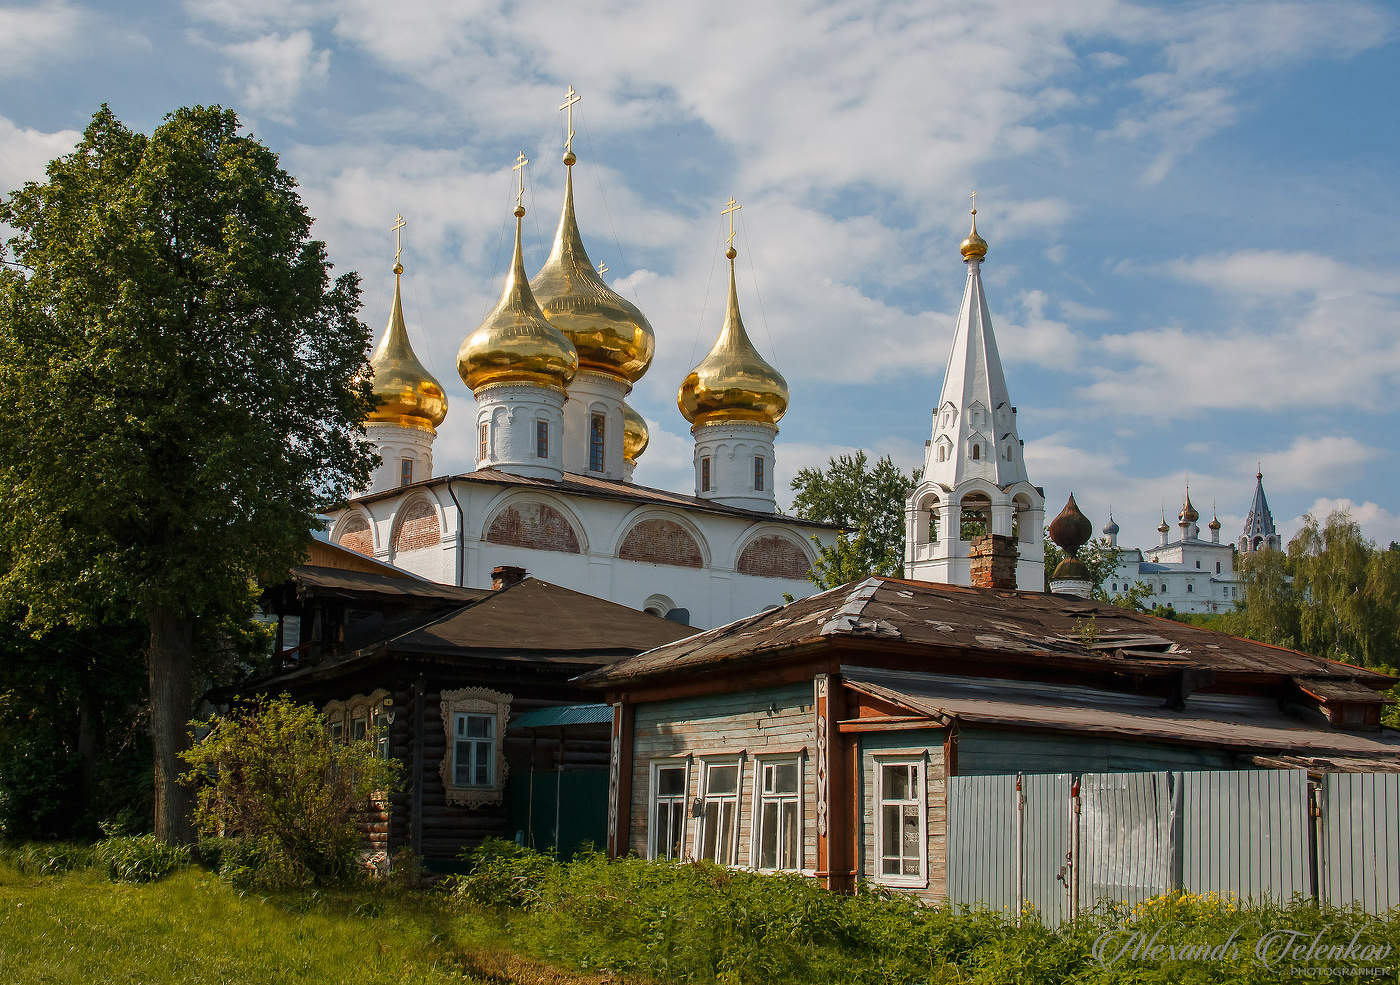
[323,122,836,629]
[903,209,1046,589]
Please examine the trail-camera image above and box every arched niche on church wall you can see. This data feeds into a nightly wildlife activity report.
[334,510,375,556]
[1011,492,1035,543]
[483,497,583,554]
[391,496,442,555]
[958,491,993,542]
[735,529,813,580]
[617,514,707,569]
[914,491,943,544]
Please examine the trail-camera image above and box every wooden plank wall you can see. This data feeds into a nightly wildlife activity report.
[629,682,816,869]
[856,728,948,902]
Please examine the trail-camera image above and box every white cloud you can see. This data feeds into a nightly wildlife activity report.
[0,2,82,76]
[219,30,331,123]
[0,116,80,195]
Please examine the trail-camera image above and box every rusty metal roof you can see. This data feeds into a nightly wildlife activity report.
[579,576,1397,692]
[289,565,490,604]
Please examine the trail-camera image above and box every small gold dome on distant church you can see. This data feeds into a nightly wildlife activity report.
[622,401,649,463]
[678,243,789,429]
[367,261,448,432]
[960,208,988,263]
[1179,489,1200,524]
[530,156,655,384]
[458,204,578,394]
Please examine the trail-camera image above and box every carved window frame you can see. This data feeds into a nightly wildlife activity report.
[440,687,512,807]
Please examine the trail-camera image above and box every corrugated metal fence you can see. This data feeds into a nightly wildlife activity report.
[948,769,1399,923]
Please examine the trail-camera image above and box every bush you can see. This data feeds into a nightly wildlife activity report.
[5,841,95,876]
[92,835,190,883]
[180,695,399,887]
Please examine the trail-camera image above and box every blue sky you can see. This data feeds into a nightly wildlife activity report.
[3,0,1399,552]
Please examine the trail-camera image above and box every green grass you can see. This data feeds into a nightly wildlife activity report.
[0,863,474,985]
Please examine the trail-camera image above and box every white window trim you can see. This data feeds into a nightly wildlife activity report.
[749,753,805,872]
[692,755,745,867]
[872,751,928,888]
[440,687,511,807]
[647,756,692,861]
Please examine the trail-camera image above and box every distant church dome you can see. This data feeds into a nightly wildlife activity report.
[530,152,655,384]
[459,204,578,394]
[1179,491,1200,524]
[678,245,789,429]
[1103,515,1120,537]
[367,261,448,431]
[960,208,988,263]
[622,401,649,464]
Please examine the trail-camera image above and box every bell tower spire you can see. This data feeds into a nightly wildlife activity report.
[905,200,1043,588]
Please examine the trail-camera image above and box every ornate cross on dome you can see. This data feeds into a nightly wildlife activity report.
[391,214,406,265]
[559,85,581,155]
[597,262,609,275]
[512,151,529,209]
[970,189,978,215]
[722,196,742,251]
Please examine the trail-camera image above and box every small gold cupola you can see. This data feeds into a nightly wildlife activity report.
[678,206,788,429]
[529,131,655,385]
[622,400,649,464]
[960,203,988,263]
[367,247,448,432]
[458,166,578,395]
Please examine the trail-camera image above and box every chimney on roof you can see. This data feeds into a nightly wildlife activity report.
[969,534,1019,590]
[491,565,527,590]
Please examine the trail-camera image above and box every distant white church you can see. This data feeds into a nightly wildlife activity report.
[323,119,836,629]
[1104,473,1282,614]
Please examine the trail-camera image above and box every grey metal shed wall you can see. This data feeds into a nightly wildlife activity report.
[955,727,1237,776]
[1180,769,1310,902]
[1077,771,1171,909]
[1321,772,1400,912]
[946,773,1016,912]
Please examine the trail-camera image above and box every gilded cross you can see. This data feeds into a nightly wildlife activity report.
[559,85,581,155]
[597,262,609,275]
[970,189,978,215]
[391,214,407,264]
[721,196,742,250]
[512,151,529,209]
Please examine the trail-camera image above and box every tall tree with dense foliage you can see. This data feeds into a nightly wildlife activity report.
[0,105,377,841]
[790,451,920,588]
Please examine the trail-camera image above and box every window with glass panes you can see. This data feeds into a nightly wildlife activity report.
[589,413,606,472]
[755,759,800,870]
[478,422,489,461]
[453,713,495,786]
[400,458,413,486]
[370,708,389,759]
[329,720,343,743]
[536,420,548,459]
[876,760,924,881]
[351,715,367,743]
[651,763,687,860]
[753,456,764,491]
[695,760,741,865]
[701,456,711,492]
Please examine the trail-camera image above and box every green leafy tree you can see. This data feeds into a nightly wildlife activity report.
[0,105,377,841]
[1043,534,1122,598]
[181,696,398,885]
[790,451,920,589]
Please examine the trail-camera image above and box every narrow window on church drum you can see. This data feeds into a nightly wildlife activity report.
[971,444,981,461]
[536,420,548,459]
[589,413,606,472]
[478,422,489,462]
[453,712,495,787]
[400,458,413,486]
[701,456,712,492]
[753,456,765,491]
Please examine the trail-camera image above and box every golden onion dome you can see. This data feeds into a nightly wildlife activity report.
[367,262,449,431]
[1179,490,1200,524]
[622,401,649,463]
[960,208,988,262]
[529,157,655,384]
[678,246,788,429]
[458,205,578,394]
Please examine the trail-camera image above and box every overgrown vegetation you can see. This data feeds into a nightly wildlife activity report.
[790,451,921,587]
[446,841,1400,984]
[180,696,400,887]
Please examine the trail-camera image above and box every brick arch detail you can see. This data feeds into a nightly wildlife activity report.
[736,533,812,580]
[336,512,373,556]
[484,500,581,554]
[618,518,704,569]
[391,497,440,555]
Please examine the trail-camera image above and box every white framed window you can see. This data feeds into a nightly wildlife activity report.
[874,756,926,886]
[439,687,511,807]
[370,706,389,759]
[351,714,368,743]
[453,712,495,786]
[693,758,743,865]
[752,757,802,871]
[649,759,691,860]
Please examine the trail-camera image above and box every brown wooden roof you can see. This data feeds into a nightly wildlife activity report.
[289,564,490,605]
[579,576,1397,693]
